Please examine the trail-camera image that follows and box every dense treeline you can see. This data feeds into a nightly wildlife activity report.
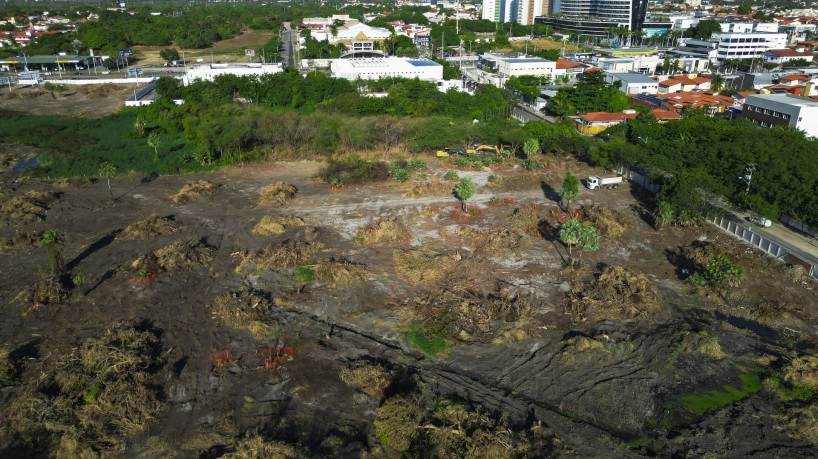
[594,115,818,227]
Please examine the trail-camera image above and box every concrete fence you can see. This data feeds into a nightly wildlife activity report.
[621,167,818,279]
[43,77,155,85]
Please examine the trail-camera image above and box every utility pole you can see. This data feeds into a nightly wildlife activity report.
[739,163,756,195]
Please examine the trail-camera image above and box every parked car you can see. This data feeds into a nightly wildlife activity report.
[747,216,772,228]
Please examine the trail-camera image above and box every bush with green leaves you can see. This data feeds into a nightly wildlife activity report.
[453,157,470,168]
[393,169,410,182]
[689,254,745,298]
[444,170,459,181]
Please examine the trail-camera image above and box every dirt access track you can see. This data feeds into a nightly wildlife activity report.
[0,153,816,457]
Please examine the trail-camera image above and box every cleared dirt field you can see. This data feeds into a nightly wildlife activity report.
[0,150,816,457]
[133,30,277,66]
[0,85,135,118]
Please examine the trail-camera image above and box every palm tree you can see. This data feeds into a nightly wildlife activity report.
[711,74,724,92]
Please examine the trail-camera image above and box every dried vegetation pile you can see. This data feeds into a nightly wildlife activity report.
[0,190,58,224]
[507,205,542,234]
[257,181,297,207]
[3,323,163,456]
[221,435,299,459]
[211,289,277,339]
[118,214,181,240]
[236,229,324,273]
[23,273,68,305]
[0,231,42,251]
[170,180,219,204]
[251,215,305,236]
[455,227,531,256]
[312,258,370,286]
[400,179,452,198]
[339,361,391,398]
[357,218,411,244]
[375,395,555,458]
[581,204,631,239]
[130,239,217,274]
[393,249,462,284]
[567,266,663,321]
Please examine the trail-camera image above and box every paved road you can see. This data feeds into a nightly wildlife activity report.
[722,205,818,264]
[280,23,295,69]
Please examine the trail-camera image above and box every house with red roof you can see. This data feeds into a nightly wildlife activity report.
[766,48,815,65]
[553,58,586,81]
[778,74,813,86]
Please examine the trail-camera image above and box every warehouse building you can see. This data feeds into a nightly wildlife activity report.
[330,58,442,81]
[182,63,283,86]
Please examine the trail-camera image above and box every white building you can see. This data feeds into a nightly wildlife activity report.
[719,22,779,34]
[311,22,392,44]
[604,71,659,95]
[741,94,818,138]
[710,32,788,62]
[481,52,556,78]
[330,57,443,81]
[182,63,283,86]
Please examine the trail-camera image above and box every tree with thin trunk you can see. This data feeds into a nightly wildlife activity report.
[134,116,146,137]
[559,172,579,209]
[148,132,160,161]
[576,224,600,263]
[454,177,475,211]
[523,138,539,171]
[99,161,116,199]
[559,219,582,263]
[42,229,66,278]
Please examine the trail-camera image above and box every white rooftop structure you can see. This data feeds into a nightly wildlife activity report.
[331,57,443,81]
[182,63,283,86]
[312,22,392,44]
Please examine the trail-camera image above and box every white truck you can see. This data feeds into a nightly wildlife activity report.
[586,175,623,190]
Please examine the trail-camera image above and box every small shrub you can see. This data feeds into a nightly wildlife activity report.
[393,168,410,182]
[487,174,498,182]
[340,362,390,397]
[407,159,426,171]
[416,172,428,180]
[444,170,459,181]
[453,157,470,168]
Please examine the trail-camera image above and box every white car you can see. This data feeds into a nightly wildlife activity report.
[748,216,772,228]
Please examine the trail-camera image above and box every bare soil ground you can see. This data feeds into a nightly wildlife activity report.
[0,85,134,118]
[133,30,276,67]
[0,150,816,457]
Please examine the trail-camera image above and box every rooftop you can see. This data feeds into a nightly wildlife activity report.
[746,93,818,107]
[608,71,658,84]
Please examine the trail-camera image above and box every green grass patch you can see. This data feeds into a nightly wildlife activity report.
[401,306,456,356]
[682,373,762,415]
[0,110,208,178]
[402,323,451,356]
[294,264,315,283]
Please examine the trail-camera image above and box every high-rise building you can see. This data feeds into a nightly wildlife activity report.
[518,0,554,25]
[482,0,501,21]
[536,0,649,33]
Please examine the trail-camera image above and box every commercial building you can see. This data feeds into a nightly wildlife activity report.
[668,39,719,63]
[534,15,670,38]
[604,70,659,94]
[182,63,283,86]
[711,32,788,62]
[740,94,818,137]
[330,58,443,81]
[479,52,556,78]
[482,0,519,22]
[537,0,650,31]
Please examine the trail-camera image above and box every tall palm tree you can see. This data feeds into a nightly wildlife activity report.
[710,74,724,92]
